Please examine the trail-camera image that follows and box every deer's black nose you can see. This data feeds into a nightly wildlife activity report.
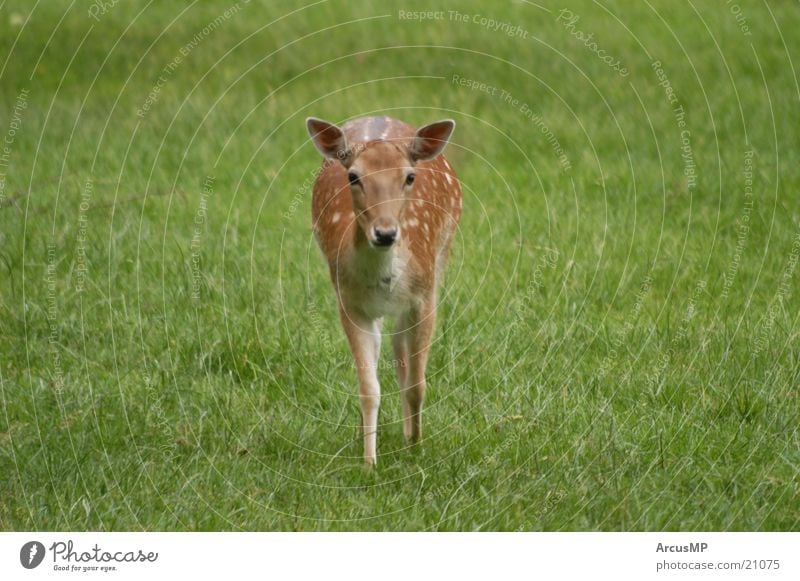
[373,226,398,247]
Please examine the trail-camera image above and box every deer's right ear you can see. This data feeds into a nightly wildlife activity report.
[306,117,352,166]
[410,119,455,162]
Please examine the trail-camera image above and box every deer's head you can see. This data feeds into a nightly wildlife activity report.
[307,117,455,250]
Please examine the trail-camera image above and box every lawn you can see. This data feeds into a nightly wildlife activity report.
[0,0,798,530]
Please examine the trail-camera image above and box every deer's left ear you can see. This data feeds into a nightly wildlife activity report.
[306,117,352,165]
[410,119,455,162]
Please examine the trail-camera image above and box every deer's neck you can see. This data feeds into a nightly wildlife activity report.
[351,242,397,280]
[339,226,404,289]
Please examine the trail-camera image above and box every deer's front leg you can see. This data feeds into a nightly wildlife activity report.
[392,314,411,440]
[401,294,436,443]
[339,307,382,465]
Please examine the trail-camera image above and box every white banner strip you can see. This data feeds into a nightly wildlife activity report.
[1,533,797,580]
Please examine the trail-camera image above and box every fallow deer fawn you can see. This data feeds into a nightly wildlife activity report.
[306,115,461,465]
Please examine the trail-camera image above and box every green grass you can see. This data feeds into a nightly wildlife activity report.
[1,0,798,530]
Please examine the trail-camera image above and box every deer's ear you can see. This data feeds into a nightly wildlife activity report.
[306,117,351,165]
[410,119,455,162]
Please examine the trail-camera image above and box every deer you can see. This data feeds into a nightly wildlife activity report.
[305,115,461,466]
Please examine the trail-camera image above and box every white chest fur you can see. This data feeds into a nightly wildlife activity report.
[340,245,414,319]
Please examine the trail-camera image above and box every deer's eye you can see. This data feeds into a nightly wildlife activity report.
[348,172,361,186]
[405,173,416,186]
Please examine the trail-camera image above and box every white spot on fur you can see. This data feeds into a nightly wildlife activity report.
[406,218,419,228]
[445,173,453,185]
[331,212,341,224]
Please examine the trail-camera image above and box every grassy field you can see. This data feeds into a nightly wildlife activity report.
[1,0,798,531]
